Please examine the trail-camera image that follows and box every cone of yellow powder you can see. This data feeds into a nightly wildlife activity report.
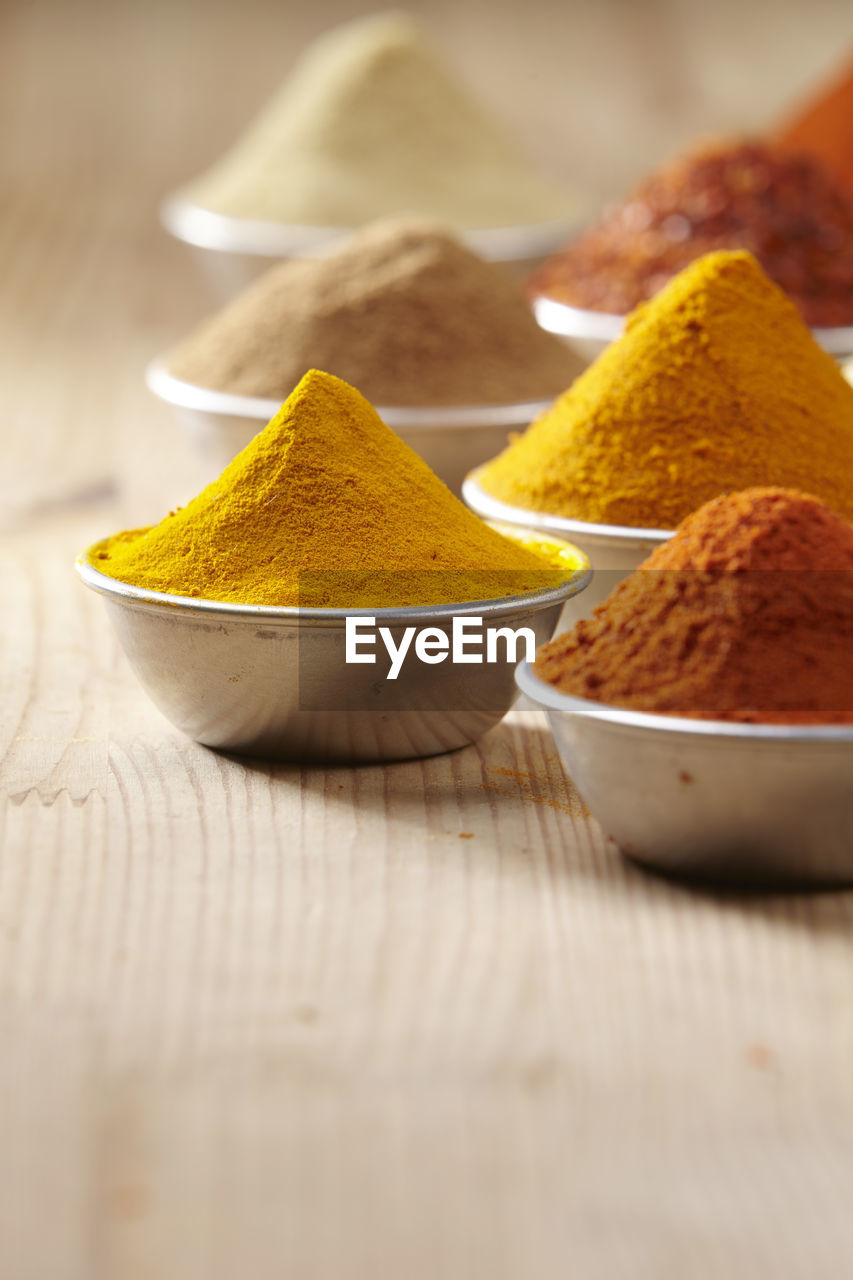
[477,250,853,529]
[97,370,570,608]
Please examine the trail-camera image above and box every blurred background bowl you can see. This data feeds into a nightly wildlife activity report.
[462,468,672,620]
[76,537,591,764]
[533,292,853,361]
[147,358,556,497]
[161,193,588,298]
[532,294,623,362]
[517,662,853,887]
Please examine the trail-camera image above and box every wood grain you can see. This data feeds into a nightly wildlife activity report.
[2,1,853,1277]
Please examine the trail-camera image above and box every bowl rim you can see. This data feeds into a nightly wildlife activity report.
[516,661,853,742]
[161,192,588,264]
[146,358,559,428]
[531,291,853,354]
[76,536,592,623]
[532,294,624,341]
[462,469,676,543]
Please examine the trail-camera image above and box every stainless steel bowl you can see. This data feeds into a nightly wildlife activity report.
[462,469,672,620]
[161,194,587,298]
[76,538,590,764]
[532,295,623,363]
[517,662,853,887]
[148,359,554,498]
[532,292,853,361]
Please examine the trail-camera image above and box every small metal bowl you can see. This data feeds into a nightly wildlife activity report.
[517,663,853,887]
[161,194,587,298]
[76,535,590,764]
[462,469,672,619]
[148,359,555,498]
[533,293,853,362]
[532,295,623,363]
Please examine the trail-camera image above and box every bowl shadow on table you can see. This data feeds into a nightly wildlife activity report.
[213,719,585,823]
[217,717,853,914]
[216,716,850,916]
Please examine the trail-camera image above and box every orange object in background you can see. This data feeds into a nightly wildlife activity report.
[776,53,853,194]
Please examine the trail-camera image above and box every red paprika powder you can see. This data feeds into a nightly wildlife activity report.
[535,489,853,724]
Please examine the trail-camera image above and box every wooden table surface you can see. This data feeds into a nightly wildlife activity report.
[3,2,853,1277]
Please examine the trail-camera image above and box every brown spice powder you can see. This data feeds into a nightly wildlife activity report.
[167,218,583,407]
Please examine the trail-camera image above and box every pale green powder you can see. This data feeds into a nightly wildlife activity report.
[184,12,577,229]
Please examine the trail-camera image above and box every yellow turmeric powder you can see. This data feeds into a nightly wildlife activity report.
[95,370,566,608]
[480,250,853,528]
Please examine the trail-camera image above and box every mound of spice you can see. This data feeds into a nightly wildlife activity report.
[529,138,853,327]
[478,250,853,529]
[535,488,853,724]
[166,218,583,407]
[96,370,565,608]
[184,12,575,229]
[776,54,853,196]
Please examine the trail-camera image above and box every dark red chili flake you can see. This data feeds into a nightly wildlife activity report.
[530,138,853,328]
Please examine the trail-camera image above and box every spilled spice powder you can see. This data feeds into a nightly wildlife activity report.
[481,763,589,818]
